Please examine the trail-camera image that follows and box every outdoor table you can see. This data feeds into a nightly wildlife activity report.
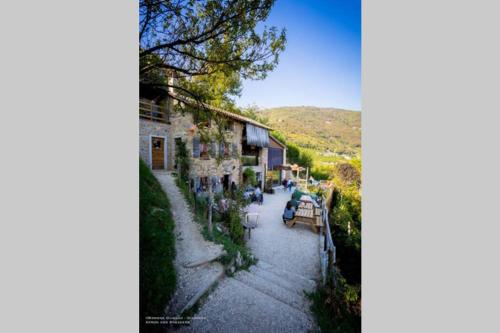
[286,207,322,233]
[298,202,313,210]
[299,195,314,203]
[314,207,322,216]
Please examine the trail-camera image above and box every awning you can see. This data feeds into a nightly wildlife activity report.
[246,124,269,147]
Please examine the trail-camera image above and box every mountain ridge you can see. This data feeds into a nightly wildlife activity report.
[257,106,361,156]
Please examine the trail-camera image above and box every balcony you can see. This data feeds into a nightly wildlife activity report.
[139,98,169,123]
[241,155,259,166]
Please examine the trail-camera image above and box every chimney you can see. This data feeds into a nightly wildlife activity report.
[166,70,176,95]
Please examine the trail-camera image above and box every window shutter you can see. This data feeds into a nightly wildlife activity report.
[192,137,200,158]
[194,177,200,192]
[211,176,218,192]
[232,143,238,158]
[219,142,224,158]
[210,140,217,158]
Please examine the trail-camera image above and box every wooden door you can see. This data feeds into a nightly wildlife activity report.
[151,137,165,169]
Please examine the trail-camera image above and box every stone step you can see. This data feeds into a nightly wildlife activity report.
[256,260,317,293]
[248,264,311,297]
[232,269,310,314]
[166,262,224,317]
[183,249,227,268]
[176,277,315,333]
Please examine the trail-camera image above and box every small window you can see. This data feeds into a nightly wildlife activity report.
[200,177,209,192]
[200,142,209,159]
[152,137,163,149]
[223,121,234,132]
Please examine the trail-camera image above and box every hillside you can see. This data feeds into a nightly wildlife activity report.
[258,106,361,156]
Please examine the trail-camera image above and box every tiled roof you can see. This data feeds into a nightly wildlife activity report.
[169,92,272,130]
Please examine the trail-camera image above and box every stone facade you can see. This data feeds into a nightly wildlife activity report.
[139,105,245,187]
[139,119,170,168]
[186,121,243,186]
[140,98,270,190]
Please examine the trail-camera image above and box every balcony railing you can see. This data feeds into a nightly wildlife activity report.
[139,98,169,123]
[241,155,259,166]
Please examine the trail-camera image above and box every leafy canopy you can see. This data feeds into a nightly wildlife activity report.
[140,0,286,104]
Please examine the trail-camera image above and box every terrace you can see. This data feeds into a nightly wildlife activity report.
[139,98,169,123]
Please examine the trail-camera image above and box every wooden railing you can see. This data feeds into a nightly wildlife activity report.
[319,185,336,285]
[139,98,169,123]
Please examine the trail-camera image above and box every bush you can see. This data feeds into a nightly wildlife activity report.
[175,139,190,182]
[336,162,361,186]
[309,268,361,333]
[140,159,176,331]
[225,196,245,245]
[242,168,257,186]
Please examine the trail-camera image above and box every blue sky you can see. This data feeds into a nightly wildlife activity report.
[235,0,361,111]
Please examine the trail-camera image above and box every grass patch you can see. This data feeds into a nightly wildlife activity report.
[140,159,176,332]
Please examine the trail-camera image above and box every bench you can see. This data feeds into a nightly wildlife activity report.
[285,210,323,233]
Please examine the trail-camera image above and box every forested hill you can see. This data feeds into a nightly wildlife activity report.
[258,106,361,155]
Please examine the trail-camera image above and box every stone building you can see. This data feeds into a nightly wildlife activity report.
[139,87,273,193]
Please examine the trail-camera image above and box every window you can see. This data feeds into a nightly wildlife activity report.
[223,121,234,132]
[219,142,230,158]
[200,142,209,159]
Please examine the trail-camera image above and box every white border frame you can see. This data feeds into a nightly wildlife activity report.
[149,135,168,170]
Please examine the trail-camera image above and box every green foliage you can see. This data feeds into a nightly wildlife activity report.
[175,176,253,272]
[139,160,176,331]
[175,139,190,182]
[140,0,287,99]
[140,1,286,150]
[226,199,245,245]
[336,163,361,186]
[309,158,362,332]
[259,106,361,156]
[308,268,361,333]
[242,168,257,186]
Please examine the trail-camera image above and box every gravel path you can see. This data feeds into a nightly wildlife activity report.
[246,189,320,280]
[177,187,320,333]
[153,171,224,317]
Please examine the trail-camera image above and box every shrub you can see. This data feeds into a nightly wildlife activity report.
[175,139,190,182]
[242,168,257,186]
[336,162,361,186]
[227,203,244,245]
[309,268,361,333]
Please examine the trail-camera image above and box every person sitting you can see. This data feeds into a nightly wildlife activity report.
[290,197,299,209]
[282,201,296,224]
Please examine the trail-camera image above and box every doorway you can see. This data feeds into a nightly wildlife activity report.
[151,136,166,170]
[223,174,230,191]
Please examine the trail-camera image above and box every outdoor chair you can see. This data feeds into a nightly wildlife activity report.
[243,213,260,239]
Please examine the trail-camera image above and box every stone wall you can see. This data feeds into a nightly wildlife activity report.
[139,119,170,168]
[140,99,274,189]
[188,121,243,186]
[169,109,243,186]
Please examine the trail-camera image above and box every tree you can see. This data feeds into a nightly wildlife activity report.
[139,0,286,103]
